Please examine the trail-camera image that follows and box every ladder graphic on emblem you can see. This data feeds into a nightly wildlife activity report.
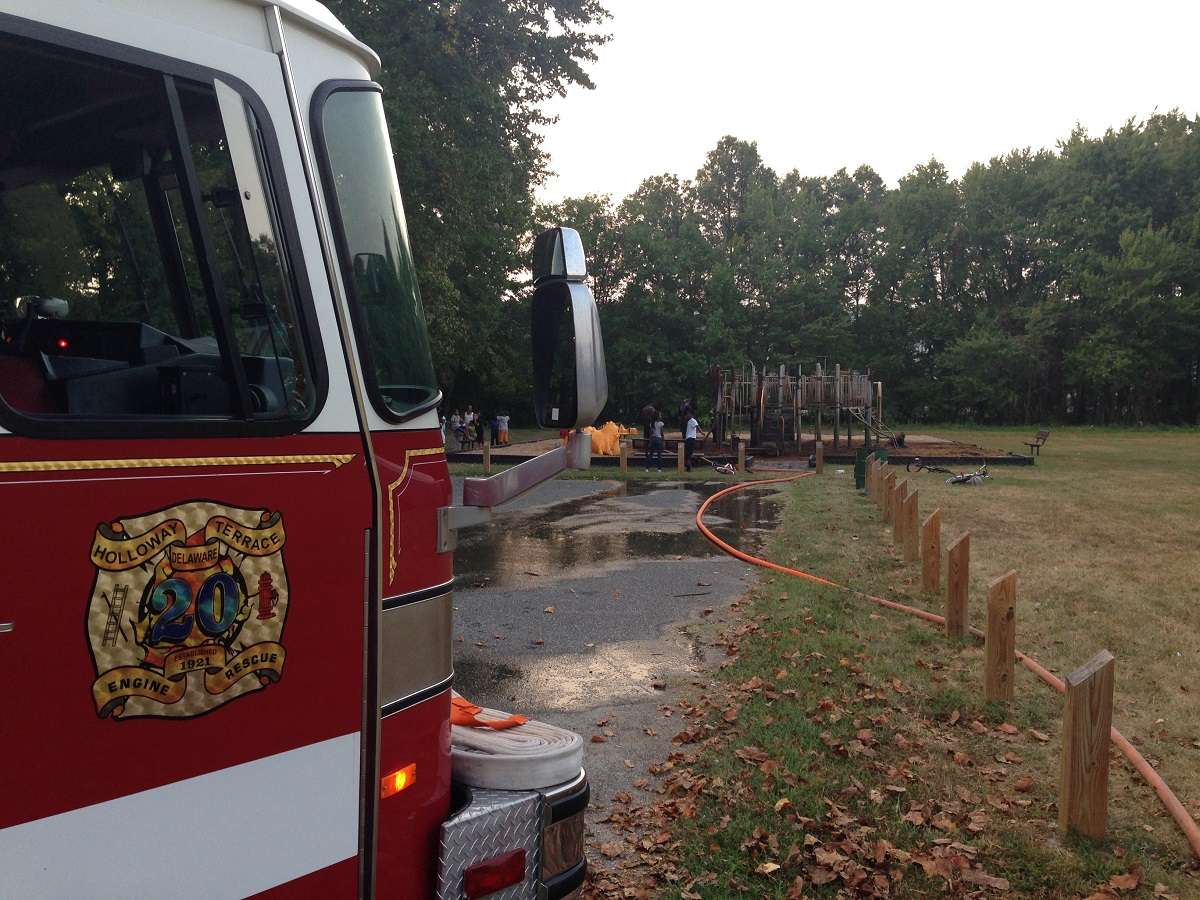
[102,584,129,647]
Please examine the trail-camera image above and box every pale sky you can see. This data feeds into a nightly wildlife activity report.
[537,0,1199,204]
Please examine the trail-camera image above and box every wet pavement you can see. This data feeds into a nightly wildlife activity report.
[449,475,784,840]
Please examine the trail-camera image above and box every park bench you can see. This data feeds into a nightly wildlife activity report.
[1023,429,1050,456]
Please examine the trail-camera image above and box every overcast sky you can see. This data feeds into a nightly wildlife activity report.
[536,0,1198,204]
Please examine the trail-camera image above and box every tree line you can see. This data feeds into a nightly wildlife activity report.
[546,122,1200,426]
[334,2,1199,426]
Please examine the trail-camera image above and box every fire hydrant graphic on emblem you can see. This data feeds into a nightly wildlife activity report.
[86,500,289,720]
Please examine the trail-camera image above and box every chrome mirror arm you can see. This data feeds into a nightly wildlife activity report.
[437,431,591,552]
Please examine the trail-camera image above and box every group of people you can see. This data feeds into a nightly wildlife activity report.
[445,406,510,450]
[640,403,703,472]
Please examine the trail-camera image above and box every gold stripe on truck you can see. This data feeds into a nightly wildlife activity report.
[387,447,446,585]
[0,454,356,473]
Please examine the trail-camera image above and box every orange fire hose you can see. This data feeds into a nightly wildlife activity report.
[697,471,1200,859]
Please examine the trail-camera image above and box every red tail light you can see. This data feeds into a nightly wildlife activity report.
[464,849,526,898]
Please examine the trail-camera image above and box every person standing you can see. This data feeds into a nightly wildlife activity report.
[684,411,700,472]
[497,412,510,445]
[647,410,665,471]
[641,403,656,443]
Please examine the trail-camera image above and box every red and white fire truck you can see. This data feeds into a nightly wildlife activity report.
[0,2,608,897]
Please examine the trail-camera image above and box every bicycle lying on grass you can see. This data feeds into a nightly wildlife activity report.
[946,464,990,485]
[906,458,991,484]
[905,457,953,475]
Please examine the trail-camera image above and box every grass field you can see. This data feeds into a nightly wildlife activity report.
[583,427,1199,898]
[884,426,1200,822]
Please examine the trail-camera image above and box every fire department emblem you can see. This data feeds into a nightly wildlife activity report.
[86,500,289,720]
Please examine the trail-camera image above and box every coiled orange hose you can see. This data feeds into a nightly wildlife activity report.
[697,471,1200,859]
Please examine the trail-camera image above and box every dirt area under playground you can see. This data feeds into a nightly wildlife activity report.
[459,428,1024,464]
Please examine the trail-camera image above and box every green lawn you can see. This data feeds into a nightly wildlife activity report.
[585,428,1199,898]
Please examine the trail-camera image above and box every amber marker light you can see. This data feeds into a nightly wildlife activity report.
[380,763,417,799]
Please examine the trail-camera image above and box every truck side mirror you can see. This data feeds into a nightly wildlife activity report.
[531,227,607,429]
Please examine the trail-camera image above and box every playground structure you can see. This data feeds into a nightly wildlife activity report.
[711,362,892,457]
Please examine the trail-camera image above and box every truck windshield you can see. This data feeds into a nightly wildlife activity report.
[316,86,438,420]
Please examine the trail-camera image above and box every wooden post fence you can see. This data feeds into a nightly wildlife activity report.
[619,439,629,473]
[985,571,1017,701]
[944,531,970,638]
[892,480,908,543]
[902,490,920,562]
[921,509,941,593]
[1059,650,1115,839]
[883,472,897,522]
[737,440,746,474]
[677,442,686,473]
[815,441,824,474]
[482,439,492,475]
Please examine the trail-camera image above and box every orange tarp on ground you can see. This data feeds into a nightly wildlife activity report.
[582,421,638,456]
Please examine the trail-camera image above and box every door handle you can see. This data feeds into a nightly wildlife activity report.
[0,622,13,633]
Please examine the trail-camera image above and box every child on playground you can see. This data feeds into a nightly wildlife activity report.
[496,413,510,445]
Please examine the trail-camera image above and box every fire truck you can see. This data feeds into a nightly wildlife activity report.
[0,1,607,897]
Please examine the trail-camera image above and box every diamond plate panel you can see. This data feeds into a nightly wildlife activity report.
[436,787,541,900]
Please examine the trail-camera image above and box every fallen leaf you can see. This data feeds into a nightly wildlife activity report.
[931,813,957,832]
[1108,866,1142,892]
[997,722,1019,734]
[807,866,837,886]
[590,734,607,743]
[1014,774,1035,793]
[543,606,555,614]
[755,862,780,875]
[1029,728,1050,743]
[599,841,623,859]
[963,868,1011,890]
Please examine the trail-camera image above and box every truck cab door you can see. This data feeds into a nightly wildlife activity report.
[0,26,371,898]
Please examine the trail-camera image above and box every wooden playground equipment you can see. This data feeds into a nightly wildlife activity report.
[711,362,893,456]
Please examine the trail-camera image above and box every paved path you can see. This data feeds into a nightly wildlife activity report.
[449,475,783,847]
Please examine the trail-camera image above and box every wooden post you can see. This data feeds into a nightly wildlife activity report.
[677,441,686,473]
[883,472,897,521]
[815,441,824,474]
[921,508,941,593]
[736,439,746,473]
[619,439,629,473]
[833,364,841,449]
[1059,650,1115,839]
[892,480,908,542]
[985,571,1017,701]
[865,452,875,494]
[482,439,492,475]
[902,490,920,561]
[944,531,970,638]
[876,462,887,507]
